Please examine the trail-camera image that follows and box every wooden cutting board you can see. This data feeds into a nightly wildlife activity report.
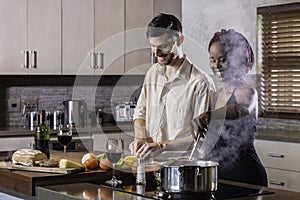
[0,161,84,174]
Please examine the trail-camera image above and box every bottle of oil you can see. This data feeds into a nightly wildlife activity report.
[34,110,50,158]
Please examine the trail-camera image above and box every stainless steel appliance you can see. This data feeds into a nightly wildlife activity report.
[63,100,87,127]
[115,102,136,122]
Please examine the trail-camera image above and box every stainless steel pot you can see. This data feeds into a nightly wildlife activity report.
[63,100,87,127]
[160,160,218,194]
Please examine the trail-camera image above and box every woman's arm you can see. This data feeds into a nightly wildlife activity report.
[195,87,258,128]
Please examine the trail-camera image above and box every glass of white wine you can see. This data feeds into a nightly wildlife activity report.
[105,138,123,187]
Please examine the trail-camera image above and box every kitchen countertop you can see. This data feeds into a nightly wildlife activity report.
[1,151,300,199]
[256,128,300,143]
[0,123,134,138]
[0,151,135,197]
[1,124,300,143]
[36,179,300,200]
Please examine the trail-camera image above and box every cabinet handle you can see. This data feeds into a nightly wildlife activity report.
[90,52,96,69]
[23,50,29,68]
[269,180,285,186]
[267,153,285,158]
[97,52,104,69]
[31,50,37,69]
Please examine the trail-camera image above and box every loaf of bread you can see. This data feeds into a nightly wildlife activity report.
[12,149,48,166]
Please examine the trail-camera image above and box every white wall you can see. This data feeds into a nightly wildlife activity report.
[182,0,299,75]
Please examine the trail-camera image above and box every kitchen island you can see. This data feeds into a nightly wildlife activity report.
[1,150,300,200]
[0,151,135,199]
[36,179,300,200]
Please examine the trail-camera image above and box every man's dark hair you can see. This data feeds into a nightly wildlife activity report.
[146,13,182,40]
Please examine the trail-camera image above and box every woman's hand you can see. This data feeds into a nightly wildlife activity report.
[193,111,211,135]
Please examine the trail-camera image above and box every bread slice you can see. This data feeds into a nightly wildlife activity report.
[12,149,48,166]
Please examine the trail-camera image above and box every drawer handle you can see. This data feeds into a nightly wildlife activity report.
[31,50,37,69]
[267,153,285,158]
[269,180,285,186]
[97,52,104,69]
[23,50,29,68]
[90,52,96,69]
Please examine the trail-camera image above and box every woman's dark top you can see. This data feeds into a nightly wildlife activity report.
[204,91,268,186]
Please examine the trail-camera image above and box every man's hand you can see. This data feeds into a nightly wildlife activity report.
[136,142,161,158]
[129,137,146,155]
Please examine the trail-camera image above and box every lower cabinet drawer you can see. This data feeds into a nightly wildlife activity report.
[288,171,300,192]
[266,168,288,190]
[266,168,300,192]
[255,140,300,171]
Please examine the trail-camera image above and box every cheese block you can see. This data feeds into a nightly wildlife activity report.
[59,159,83,169]
[12,149,48,166]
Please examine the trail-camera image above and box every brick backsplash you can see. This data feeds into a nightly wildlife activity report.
[4,85,139,127]
[0,75,143,127]
[1,75,298,131]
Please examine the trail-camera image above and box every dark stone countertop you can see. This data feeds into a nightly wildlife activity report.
[0,123,134,138]
[256,128,300,143]
[35,180,300,200]
[1,124,299,144]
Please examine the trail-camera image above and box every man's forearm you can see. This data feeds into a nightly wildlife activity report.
[133,118,153,142]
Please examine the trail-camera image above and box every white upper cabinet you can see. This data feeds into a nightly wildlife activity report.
[0,0,61,74]
[94,0,125,75]
[154,0,182,20]
[62,0,94,75]
[0,0,27,74]
[125,0,154,75]
[63,0,124,75]
[0,0,181,75]
[28,0,61,74]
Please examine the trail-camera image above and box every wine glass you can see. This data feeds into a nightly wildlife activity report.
[57,124,72,158]
[105,138,123,187]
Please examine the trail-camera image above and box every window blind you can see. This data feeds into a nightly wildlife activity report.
[257,3,300,118]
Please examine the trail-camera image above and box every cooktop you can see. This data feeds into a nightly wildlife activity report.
[101,181,274,200]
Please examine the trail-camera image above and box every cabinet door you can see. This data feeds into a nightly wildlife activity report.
[28,0,61,74]
[125,0,154,75]
[62,0,94,75]
[154,0,182,20]
[94,0,125,75]
[0,0,27,74]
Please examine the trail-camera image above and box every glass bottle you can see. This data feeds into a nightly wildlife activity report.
[34,110,50,158]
